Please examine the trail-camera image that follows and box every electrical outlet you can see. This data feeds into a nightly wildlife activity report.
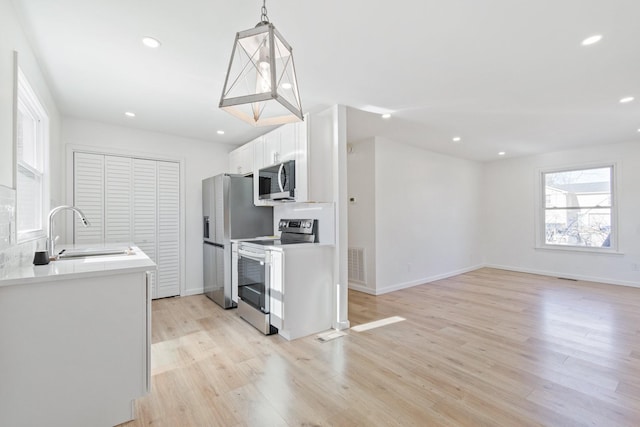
[406,263,412,272]
[632,263,640,272]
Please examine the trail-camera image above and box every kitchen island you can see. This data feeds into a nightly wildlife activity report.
[0,245,155,427]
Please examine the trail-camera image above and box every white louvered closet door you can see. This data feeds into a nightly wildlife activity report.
[104,156,132,243]
[73,152,181,299]
[156,161,180,298]
[74,152,104,243]
[133,159,158,299]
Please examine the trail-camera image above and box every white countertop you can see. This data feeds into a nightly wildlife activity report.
[0,244,156,287]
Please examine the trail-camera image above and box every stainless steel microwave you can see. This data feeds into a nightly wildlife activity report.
[258,160,296,201]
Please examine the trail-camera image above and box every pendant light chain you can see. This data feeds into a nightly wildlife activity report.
[260,0,269,23]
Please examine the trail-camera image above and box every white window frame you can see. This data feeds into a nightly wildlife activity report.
[15,68,49,243]
[535,163,619,254]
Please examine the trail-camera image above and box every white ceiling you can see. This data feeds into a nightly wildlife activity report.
[12,0,640,162]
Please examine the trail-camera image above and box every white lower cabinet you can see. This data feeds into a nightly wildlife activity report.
[73,152,181,298]
[269,245,334,340]
[0,269,151,427]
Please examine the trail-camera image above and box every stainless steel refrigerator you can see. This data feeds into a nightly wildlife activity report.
[203,174,273,308]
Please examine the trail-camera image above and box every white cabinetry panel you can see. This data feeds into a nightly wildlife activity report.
[73,152,104,243]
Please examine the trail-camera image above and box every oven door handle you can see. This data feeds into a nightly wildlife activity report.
[238,249,266,262]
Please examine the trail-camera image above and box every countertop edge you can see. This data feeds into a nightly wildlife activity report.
[0,245,157,288]
[0,263,157,288]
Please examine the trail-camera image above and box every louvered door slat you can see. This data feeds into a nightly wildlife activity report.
[73,152,104,243]
[104,156,132,243]
[133,158,159,298]
[156,161,180,298]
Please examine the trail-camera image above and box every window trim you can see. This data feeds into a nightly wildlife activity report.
[15,67,50,243]
[535,162,620,254]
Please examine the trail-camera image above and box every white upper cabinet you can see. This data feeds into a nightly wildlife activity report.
[252,121,305,205]
[278,123,297,163]
[260,122,298,167]
[262,128,281,166]
[229,142,254,176]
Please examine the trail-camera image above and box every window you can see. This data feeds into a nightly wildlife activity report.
[16,69,49,241]
[541,165,614,250]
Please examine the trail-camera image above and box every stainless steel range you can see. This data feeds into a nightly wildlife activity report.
[236,219,318,334]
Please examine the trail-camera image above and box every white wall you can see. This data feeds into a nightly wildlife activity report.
[482,141,640,287]
[62,118,233,295]
[0,0,62,197]
[347,136,483,295]
[375,138,483,292]
[347,138,377,291]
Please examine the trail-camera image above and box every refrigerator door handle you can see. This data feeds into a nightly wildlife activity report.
[203,216,210,239]
[204,240,223,248]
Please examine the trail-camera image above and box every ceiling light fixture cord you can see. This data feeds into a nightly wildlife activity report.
[260,0,269,23]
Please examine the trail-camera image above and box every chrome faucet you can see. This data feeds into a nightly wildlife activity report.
[48,206,91,258]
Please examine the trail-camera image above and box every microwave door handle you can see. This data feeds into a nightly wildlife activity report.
[277,163,285,193]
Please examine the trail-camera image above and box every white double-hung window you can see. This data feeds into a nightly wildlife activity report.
[540,165,615,251]
[16,68,49,242]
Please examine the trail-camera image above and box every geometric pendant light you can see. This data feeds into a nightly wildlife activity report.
[219,0,303,126]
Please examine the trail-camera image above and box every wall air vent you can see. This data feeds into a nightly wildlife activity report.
[348,247,366,284]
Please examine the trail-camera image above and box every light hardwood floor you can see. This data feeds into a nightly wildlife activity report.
[122,268,640,426]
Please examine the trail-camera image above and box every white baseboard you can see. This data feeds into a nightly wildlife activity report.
[348,282,376,295]
[182,288,204,297]
[349,264,485,296]
[375,264,485,295]
[484,264,640,289]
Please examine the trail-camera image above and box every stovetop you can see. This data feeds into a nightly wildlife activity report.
[239,219,318,248]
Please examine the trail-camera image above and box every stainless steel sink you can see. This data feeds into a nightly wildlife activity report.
[56,247,133,260]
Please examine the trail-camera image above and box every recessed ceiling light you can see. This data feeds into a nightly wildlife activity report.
[381,113,391,119]
[498,151,506,156]
[452,137,461,142]
[282,83,292,90]
[142,37,161,48]
[581,35,603,46]
[217,130,225,135]
[125,112,136,117]
[619,96,635,103]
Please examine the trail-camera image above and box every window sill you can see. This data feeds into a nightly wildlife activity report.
[535,245,623,256]
[17,230,46,245]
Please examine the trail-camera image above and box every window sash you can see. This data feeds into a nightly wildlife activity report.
[17,162,43,234]
[15,68,49,241]
[539,164,616,251]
